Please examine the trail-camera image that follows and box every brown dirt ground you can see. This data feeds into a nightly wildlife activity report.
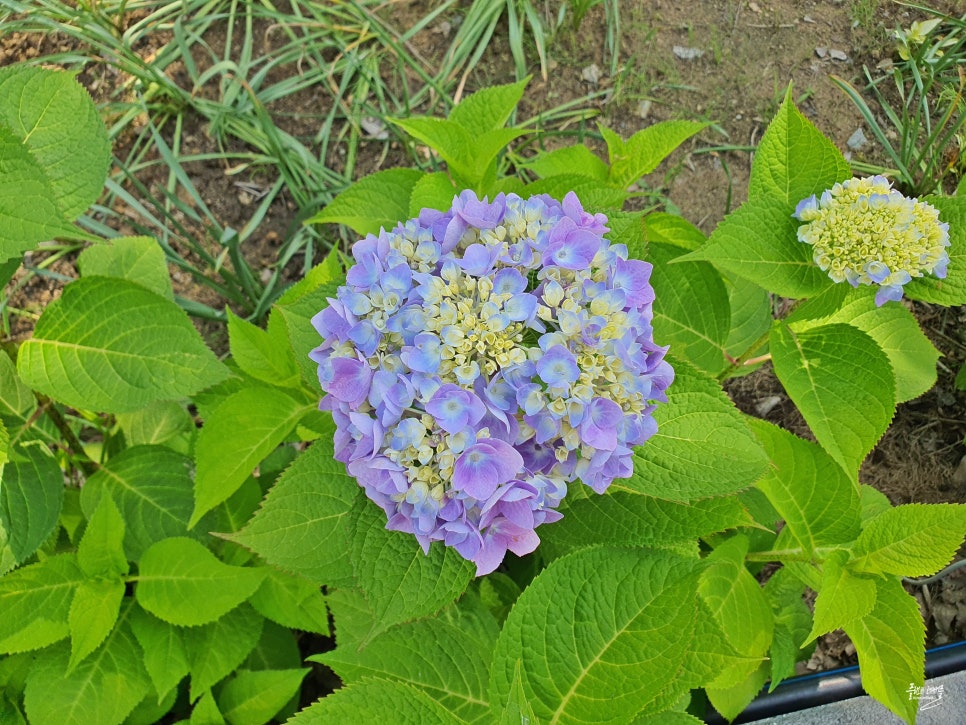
[4,0,966,679]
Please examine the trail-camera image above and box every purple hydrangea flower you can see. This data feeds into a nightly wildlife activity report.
[311,190,674,575]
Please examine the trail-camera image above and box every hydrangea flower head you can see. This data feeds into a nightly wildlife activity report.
[311,191,673,575]
[793,175,950,306]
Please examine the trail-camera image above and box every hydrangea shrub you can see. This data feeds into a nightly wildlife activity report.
[3,72,966,725]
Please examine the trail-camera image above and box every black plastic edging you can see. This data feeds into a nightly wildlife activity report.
[703,640,966,724]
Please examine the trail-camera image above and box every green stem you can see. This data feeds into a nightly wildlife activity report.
[35,394,98,478]
[717,327,772,381]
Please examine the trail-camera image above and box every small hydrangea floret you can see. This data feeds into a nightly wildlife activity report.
[311,190,673,575]
[793,175,950,306]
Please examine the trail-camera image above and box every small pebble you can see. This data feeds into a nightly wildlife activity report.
[581,63,601,85]
[847,127,868,150]
[673,46,704,61]
[815,47,828,58]
[829,49,848,61]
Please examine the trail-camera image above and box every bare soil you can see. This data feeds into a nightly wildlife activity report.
[4,0,966,679]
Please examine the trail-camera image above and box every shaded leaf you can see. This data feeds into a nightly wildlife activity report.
[190,386,310,526]
[0,440,62,565]
[80,445,197,560]
[185,604,264,700]
[217,668,309,725]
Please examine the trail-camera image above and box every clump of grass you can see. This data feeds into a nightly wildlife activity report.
[2,0,621,323]
[834,3,966,197]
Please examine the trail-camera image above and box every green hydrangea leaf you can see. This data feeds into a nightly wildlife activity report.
[677,599,764,691]
[0,441,62,565]
[764,567,814,690]
[275,250,343,307]
[705,663,770,722]
[633,712,704,725]
[724,276,773,363]
[216,668,309,725]
[77,236,172,299]
[678,198,831,299]
[305,168,422,236]
[748,419,862,551]
[629,361,768,501]
[849,503,966,577]
[699,535,773,658]
[524,175,627,209]
[77,492,127,578]
[0,348,34,419]
[129,606,189,703]
[190,690,225,724]
[489,547,700,722]
[860,484,893,525]
[275,282,338,392]
[18,277,228,413]
[0,553,82,654]
[0,65,110,220]
[603,121,708,189]
[499,659,538,725]
[185,604,264,701]
[190,386,312,527]
[80,445,197,560]
[649,241,731,374]
[522,144,609,181]
[395,116,524,189]
[22,604,150,725]
[136,537,266,627]
[0,124,78,263]
[642,211,706,251]
[905,195,966,305]
[748,87,850,206]
[244,620,303,673]
[843,577,924,724]
[0,694,25,725]
[126,687,177,725]
[541,491,754,552]
[348,496,475,640]
[226,309,300,389]
[248,566,330,634]
[288,677,459,724]
[114,400,193,449]
[228,438,357,586]
[67,578,125,672]
[771,322,895,473]
[793,288,940,403]
[316,597,496,722]
[408,171,458,216]
[804,551,876,644]
[448,78,528,136]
